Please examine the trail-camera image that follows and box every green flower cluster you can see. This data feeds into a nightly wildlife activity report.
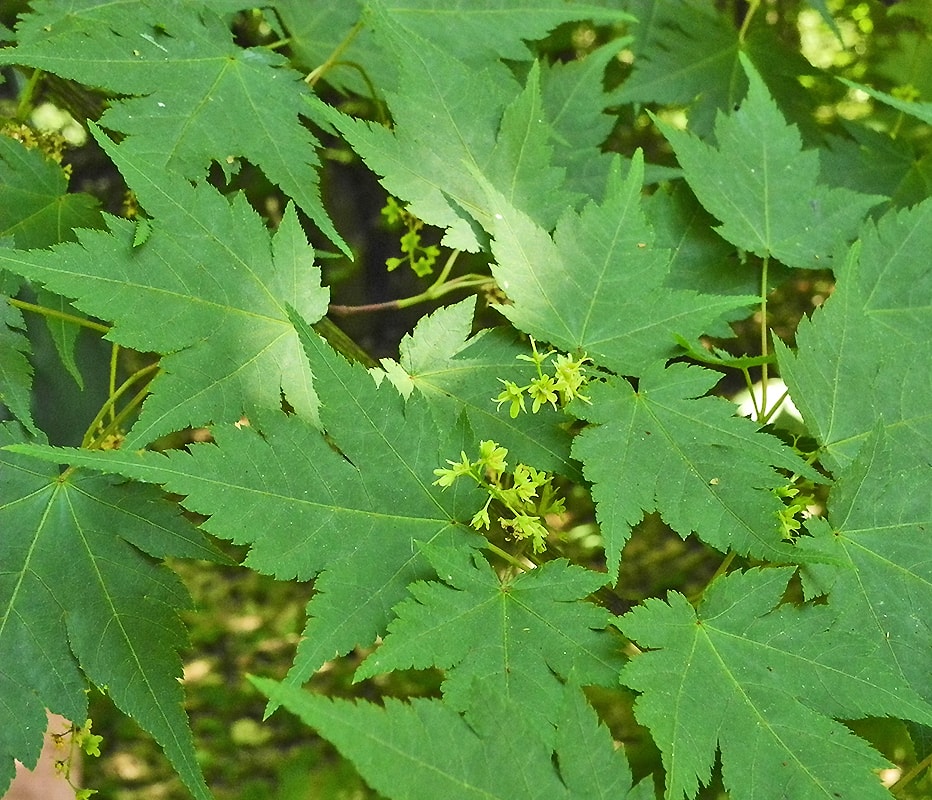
[381,196,441,277]
[433,440,564,553]
[493,338,591,418]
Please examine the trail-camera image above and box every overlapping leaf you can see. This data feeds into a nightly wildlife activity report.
[1,0,344,250]
[356,544,622,734]
[276,0,629,95]
[10,309,487,696]
[382,299,578,478]
[0,275,36,436]
[821,122,931,208]
[616,1,816,136]
[483,154,756,376]
[656,56,885,270]
[620,567,932,800]
[798,426,932,705]
[540,40,634,198]
[614,0,742,124]
[0,137,104,389]
[0,422,220,799]
[572,362,822,574]
[312,4,578,251]
[0,137,101,249]
[0,128,330,448]
[777,198,932,472]
[253,677,644,800]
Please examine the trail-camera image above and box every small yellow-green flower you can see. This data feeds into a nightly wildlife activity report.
[494,379,527,418]
[528,375,559,412]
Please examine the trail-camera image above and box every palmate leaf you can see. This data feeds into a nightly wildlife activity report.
[620,567,932,800]
[9,308,488,698]
[313,3,579,251]
[356,543,623,736]
[253,676,641,800]
[0,0,345,251]
[571,362,821,575]
[656,56,885,270]
[0,422,223,799]
[382,299,578,478]
[798,425,932,704]
[0,128,330,449]
[776,198,932,472]
[483,153,756,376]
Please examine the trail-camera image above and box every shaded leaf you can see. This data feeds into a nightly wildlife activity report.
[0,423,213,800]
[0,137,101,249]
[0,287,36,435]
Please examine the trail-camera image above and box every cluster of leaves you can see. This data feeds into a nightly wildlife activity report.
[1,1,931,800]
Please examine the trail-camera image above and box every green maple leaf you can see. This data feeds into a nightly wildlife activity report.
[656,55,885,270]
[377,0,630,66]
[483,153,757,376]
[616,1,816,136]
[276,0,629,102]
[253,676,641,800]
[614,1,742,123]
[571,362,822,574]
[0,127,330,448]
[798,425,932,706]
[0,137,101,250]
[821,123,930,207]
[381,299,578,477]
[1,0,344,252]
[0,422,223,800]
[776,199,932,472]
[9,309,487,698]
[0,137,104,389]
[356,543,623,734]
[539,40,632,198]
[271,1,364,88]
[620,567,932,800]
[313,5,579,251]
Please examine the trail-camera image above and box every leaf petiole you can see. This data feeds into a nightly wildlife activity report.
[81,363,160,449]
[329,250,497,315]
[8,297,110,334]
